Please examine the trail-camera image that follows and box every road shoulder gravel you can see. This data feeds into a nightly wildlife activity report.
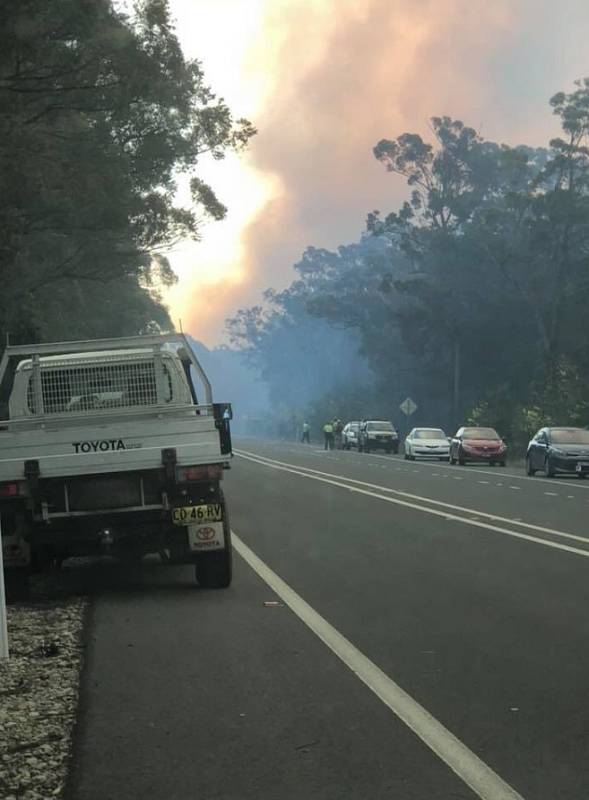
[0,584,86,800]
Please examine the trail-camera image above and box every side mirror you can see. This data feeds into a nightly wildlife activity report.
[214,402,233,421]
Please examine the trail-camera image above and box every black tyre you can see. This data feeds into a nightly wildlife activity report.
[196,514,232,589]
[385,447,392,454]
[545,457,556,478]
[450,453,457,465]
[364,444,370,454]
[392,444,399,454]
[499,461,506,467]
[195,493,233,589]
[526,456,536,476]
[404,452,409,460]
[458,452,466,466]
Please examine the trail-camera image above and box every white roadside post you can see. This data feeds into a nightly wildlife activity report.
[0,520,8,659]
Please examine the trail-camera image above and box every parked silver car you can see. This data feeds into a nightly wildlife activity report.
[358,420,399,454]
[526,427,589,477]
[342,421,361,450]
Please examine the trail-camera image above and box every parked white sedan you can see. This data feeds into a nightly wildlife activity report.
[404,428,450,461]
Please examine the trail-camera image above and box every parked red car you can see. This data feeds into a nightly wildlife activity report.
[449,426,507,466]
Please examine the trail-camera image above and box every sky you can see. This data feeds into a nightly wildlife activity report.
[165,0,589,345]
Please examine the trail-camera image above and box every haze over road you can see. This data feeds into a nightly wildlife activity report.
[70,439,589,800]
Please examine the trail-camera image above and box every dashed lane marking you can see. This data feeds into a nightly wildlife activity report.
[235,450,589,555]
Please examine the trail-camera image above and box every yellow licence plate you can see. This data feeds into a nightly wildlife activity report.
[172,504,223,526]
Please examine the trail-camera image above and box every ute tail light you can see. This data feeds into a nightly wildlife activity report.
[177,465,223,482]
[0,482,21,498]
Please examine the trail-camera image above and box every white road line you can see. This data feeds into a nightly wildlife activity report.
[340,450,589,491]
[233,532,525,800]
[544,492,558,497]
[235,450,589,554]
[478,481,490,485]
[509,486,521,490]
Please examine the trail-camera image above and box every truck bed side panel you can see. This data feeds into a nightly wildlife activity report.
[0,415,225,481]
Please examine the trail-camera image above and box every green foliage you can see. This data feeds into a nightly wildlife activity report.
[231,80,589,445]
[0,0,254,346]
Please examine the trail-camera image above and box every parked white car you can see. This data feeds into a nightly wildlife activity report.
[404,428,450,461]
[342,421,360,449]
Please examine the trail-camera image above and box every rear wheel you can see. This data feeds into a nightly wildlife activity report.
[458,451,466,466]
[545,457,556,478]
[195,493,233,589]
[450,452,457,465]
[526,456,536,476]
[196,516,232,589]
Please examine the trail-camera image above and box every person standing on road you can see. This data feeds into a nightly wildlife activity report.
[323,420,334,450]
[301,421,311,444]
[334,418,344,450]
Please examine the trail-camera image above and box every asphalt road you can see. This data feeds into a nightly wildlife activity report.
[68,438,589,800]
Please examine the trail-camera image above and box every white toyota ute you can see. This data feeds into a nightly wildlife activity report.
[0,333,233,587]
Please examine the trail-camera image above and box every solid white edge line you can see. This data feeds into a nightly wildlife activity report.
[235,449,589,548]
[234,451,589,559]
[232,532,525,800]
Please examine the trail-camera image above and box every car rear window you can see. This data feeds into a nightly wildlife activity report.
[462,428,499,440]
[551,428,589,444]
[367,422,394,431]
[414,429,446,439]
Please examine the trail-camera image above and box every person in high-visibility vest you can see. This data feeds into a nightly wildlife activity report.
[301,421,311,444]
[323,421,334,450]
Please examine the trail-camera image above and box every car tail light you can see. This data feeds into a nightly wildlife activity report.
[0,482,21,498]
[177,465,222,482]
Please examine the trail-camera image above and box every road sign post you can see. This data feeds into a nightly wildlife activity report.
[399,397,418,441]
[0,520,8,659]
